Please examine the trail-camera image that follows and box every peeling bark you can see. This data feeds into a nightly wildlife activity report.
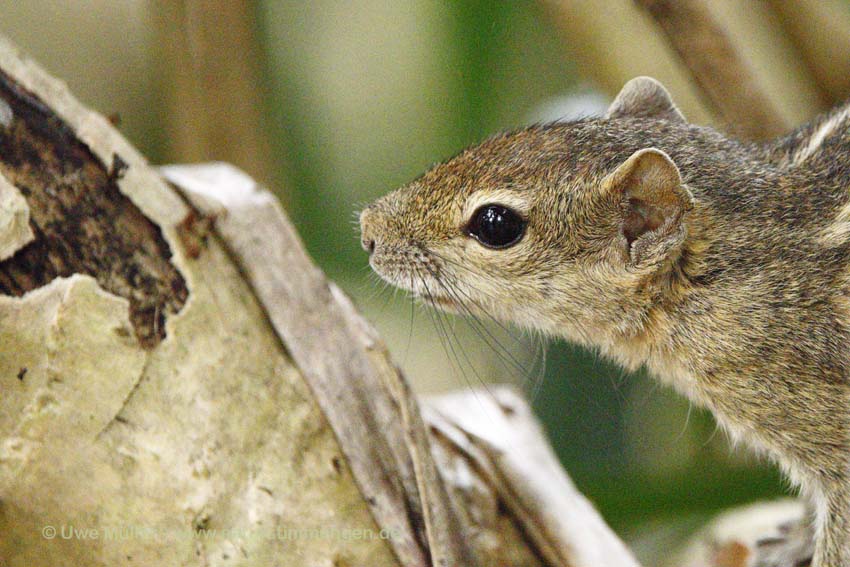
[0,170,32,260]
[0,69,187,347]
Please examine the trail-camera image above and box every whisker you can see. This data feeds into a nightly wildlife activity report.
[424,249,602,402]
[443,276,533,349]
[361,273,394,316]
[426,247,519,281]
[430,268,531,377]
[417,265,496,401]
[365,244,594,407]
[419,264,561,406]
[426,246,596,346]
[674,398,693,445]
[430,267,561,390]
[420,250,565,399]
[402,292,416,366]
[425,253,519,302]
[525,328,550,402]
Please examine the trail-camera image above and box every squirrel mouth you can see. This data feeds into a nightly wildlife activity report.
[428,295,456,308]
[370,256,459,310]
[416,293,458,310]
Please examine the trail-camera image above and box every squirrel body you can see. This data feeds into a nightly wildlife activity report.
[360,78,850,566]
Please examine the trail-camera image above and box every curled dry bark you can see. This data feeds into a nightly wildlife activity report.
[0,36,643,567]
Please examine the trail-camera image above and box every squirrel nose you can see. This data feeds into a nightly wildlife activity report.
[359,209,377,255]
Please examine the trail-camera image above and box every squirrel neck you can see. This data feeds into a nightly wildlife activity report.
[604,130,850,393]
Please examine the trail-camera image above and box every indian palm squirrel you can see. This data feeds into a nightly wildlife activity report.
[359,77,850,567]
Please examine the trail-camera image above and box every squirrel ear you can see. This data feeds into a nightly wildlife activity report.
[605,77,686,123]
[603,148,694,266]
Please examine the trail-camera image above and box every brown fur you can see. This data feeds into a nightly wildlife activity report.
[360,77,850,566]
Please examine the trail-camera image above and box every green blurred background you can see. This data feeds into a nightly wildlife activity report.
[0,0,804,558]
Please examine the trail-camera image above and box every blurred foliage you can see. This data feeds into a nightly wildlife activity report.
[535,345,785,535]
[259,1,577,276]
[0,0,790,548]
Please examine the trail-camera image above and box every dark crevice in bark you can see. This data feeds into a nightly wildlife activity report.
[0,70,187,348]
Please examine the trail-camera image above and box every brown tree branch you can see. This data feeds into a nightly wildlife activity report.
[152,0,279,196]
[634,0,788,140]
[767,0,850,104]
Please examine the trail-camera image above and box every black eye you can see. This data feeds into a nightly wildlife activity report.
[465,204,526,249]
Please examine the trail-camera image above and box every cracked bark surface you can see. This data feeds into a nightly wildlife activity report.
[0,69,187,348]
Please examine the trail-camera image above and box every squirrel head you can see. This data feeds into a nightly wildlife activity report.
[360,77,696,345]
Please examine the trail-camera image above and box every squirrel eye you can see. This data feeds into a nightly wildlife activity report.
[465,204,526,249]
